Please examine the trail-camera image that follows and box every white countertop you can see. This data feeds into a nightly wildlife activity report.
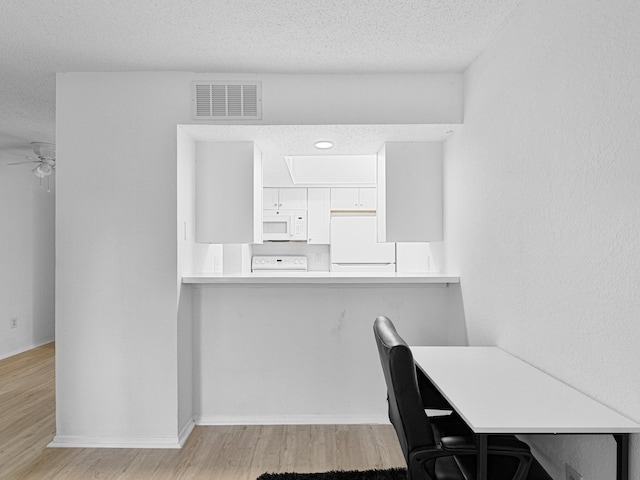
[182,272,460,285]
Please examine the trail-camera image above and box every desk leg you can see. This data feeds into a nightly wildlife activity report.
[614,434,629,480]
[477,434,488,480]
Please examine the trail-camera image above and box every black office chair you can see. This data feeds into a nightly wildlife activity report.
[373,316,534,480]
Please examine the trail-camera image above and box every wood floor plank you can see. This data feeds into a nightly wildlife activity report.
[0,344,405,480]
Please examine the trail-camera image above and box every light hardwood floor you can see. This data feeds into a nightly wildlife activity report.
[1,343,405,479]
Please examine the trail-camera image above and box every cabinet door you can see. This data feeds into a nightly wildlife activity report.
[378,142,442,242]
[263,188,280,209]
[307,188,330,244]
[196,142,261,244]
[330,188,359,210]
[279,188,307,209]
[358,188,377,210]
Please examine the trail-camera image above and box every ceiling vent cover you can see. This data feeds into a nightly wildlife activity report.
[192,81,262,120]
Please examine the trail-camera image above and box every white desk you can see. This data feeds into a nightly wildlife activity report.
[410,346,640,480]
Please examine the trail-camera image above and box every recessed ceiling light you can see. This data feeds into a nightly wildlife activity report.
[314,141,333,149]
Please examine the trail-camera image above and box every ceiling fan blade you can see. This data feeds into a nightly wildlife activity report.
[7,160,39,165]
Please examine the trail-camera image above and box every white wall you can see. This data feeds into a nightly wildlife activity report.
[444,1,640,478]
[193,284,466,424]
[55,72,187,447]
[176,126,198,440]
[259,74,463,125]
[0,165,54,360]
[55,71,463,446]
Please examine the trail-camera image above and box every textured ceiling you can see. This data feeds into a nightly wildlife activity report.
[0,0,521,159]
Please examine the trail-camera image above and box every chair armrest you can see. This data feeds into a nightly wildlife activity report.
[430,412,472,440]
[441,435,531,453]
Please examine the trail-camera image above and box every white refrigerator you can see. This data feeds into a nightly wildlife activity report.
[330,215,396,272]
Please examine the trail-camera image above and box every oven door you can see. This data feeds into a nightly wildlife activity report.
[263,211,294,241]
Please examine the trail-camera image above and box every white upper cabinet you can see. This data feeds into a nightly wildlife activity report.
[330,188,358,210]
[330,188,376,211]
[377,142,442,242]
[196,142,262,244]
[279,188,307,209]
[263,188,280,210]
[358,188,377,210]
[307,188,331,244]
[264,188,307,210]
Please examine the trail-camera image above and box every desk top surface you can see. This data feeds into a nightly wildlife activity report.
[410,346,640,434]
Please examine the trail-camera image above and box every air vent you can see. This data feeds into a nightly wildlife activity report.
[192,81,262,120]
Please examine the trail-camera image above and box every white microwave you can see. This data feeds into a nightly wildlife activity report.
[263,210,307,241]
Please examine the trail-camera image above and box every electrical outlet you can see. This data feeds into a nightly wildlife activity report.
[566,464,583,480]
[10,317,18,329]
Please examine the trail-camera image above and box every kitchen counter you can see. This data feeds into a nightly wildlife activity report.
[182,272,459,285]
[186,270,465,425]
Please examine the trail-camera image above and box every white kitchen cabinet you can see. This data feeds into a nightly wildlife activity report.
[377,142,442,242]
[307,188,330,244]
[263,188,280,210]
[330,188,357,210]
[264,187,307,210]
[358,188,377,209]
[279,188,307,209]
[196,142,262,244]
[330,188,376,211]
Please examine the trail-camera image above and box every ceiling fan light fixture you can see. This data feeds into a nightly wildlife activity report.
[33,163,53,177]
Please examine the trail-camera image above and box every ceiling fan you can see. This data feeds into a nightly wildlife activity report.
[7,142,56,190]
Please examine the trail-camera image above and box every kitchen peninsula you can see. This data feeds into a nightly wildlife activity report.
[178,132,464,426]
[184,276,465,426]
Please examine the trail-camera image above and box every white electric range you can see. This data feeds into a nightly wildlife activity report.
[251,255,308,273]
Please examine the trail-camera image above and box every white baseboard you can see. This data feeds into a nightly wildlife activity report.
[48,435,183,449]
[0,339,54,361]
[47,415,388,449]
[48,418,198,449]
[178,418,196,446]
[195,414,388,426]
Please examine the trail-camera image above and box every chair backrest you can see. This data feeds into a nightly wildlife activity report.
[373,316,435,462]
